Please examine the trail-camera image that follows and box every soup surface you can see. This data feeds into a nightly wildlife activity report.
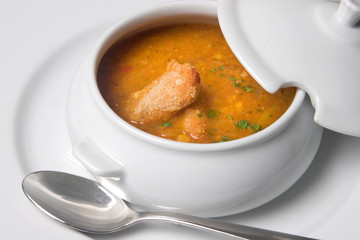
[97,23,296,143]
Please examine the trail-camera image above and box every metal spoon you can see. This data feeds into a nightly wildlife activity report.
[22,171,317,240]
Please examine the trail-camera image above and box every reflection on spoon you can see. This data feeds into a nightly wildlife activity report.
[22,171,317,240]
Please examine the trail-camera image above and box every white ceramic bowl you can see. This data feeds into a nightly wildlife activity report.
[66,1,323,217]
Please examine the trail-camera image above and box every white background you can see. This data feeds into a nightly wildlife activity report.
[1,0,360,239]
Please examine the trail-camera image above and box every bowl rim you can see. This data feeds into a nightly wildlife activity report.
[87,0,306,152]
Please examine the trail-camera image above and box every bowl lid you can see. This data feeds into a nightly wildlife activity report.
[218,0,360,137]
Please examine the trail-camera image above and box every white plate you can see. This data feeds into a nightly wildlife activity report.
[1,0,360,239]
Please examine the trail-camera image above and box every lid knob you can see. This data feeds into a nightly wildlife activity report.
[336,0,360,26]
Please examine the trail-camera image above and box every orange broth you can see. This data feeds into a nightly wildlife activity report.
[97,23,296,143]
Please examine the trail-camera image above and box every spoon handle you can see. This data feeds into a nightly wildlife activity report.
[138,212,317,240]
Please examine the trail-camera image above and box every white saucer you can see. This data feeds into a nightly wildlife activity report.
[1,0,360,239]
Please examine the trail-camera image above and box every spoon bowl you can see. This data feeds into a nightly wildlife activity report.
[22,171,139,233]
[22,171,317,239]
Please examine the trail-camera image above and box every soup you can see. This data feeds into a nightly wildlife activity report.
[97,23,296,143]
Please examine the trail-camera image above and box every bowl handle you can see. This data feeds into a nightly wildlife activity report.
[72,138,124,178]
[336,0,360,26]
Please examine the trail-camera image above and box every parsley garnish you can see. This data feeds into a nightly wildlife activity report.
[229,76,241,87]
[235,120,248,129]
[212,67,252,91]
[207,127,217,135]
[235,120,262,132]
[211,65,224,72]
[161,122,172,127]
[216,136,232,143]
[207,109,217,119]
[250,123,262,132]
[242,86,254,93]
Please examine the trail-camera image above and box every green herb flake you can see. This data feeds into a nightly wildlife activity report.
[227,115,233,120]
[242,86,254,93]
[221,136,232,141]
[207,128,217,136]
[250,123,262,132]
[197,113,203,118]
[281,89,284,94]
[228,76,242,88]
[220,73,225,77]
[207,109,217,119]
[161,122,172,127]
[216,136,232,143]
[235,120,248,129]
[211,65,225,72]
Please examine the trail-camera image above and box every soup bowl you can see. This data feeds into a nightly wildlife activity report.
[66,0,323,217]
